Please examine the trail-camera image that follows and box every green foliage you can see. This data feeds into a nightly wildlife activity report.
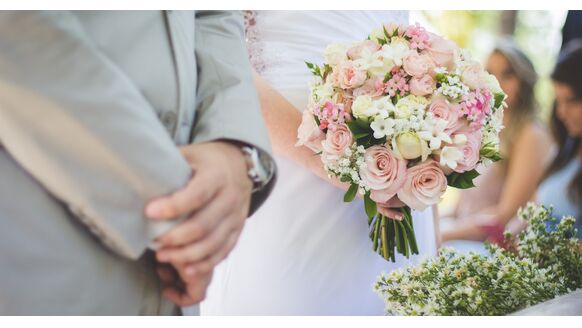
[375,203,582,315]
[346,119,386,148]
[343,184,359,203]
[446,169,480,189]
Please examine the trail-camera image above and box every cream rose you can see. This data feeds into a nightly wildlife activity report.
[359,145,408,203]
[323,43,349,66]
[394,95,429,119]
[397,160,447,210]
[393,132,424,160]
[352,95,376,119]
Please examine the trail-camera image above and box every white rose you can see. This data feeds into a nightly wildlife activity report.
[392,132,428,160]
[394,95,428,119]
[312,82,334,104]
[323,43,349,66]
[369,27,386,44]
[352,95,377,119]
[368,51,395,77]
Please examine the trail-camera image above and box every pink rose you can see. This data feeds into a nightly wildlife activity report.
[321,124,353,164]
[428,96,463,134]
[359,145,408,203]
[402,51,434,78]
[461,63,487,90]
[397,160,447,210]
[409,75,436,96]
[296,110,325,153]
[337,61,367,89]
[353,77,385,98]
[452,131,482,173]
[425,33,457,71]
[347,40,381,60]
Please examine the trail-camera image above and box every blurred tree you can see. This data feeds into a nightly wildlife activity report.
[500,11,517,35]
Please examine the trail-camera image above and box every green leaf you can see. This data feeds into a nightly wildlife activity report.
[480,145,503,162]
[322,64,333,80]
[343,183,358,202]
[364,192,377,218]
[494,92,506,109]
[447,169,480,189]
[346,119,371,138]
[305,61,322,78]
[435,73,447,84]
[313,114,321,127]
[383,25,390,39]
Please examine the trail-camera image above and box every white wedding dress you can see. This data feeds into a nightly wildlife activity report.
[199,11,437,316]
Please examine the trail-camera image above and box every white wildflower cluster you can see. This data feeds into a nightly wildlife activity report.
[436,75,470,100]
[508,203,582,292]
[375,247,557,315]
[374,203,582,316]
[324,143,369,192]
[309,79,335,106]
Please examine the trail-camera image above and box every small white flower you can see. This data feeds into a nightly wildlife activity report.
[383,38,409,66]
[355,47,395,77]
[434,66,448,74]
[371,97,395,118]
[453,134,467,145]
[440,146,463,169]
[418,119,453,150]
[370,117,396,139]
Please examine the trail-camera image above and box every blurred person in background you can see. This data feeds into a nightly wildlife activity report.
[441,38,551,252]
[537,39,582,238]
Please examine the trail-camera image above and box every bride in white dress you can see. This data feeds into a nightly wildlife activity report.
[200,11,438,315]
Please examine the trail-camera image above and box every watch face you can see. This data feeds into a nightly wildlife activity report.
[243,146,274,189]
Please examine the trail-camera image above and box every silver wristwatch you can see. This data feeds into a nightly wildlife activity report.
[241,146,273,192]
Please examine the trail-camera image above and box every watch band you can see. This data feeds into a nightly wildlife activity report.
[241,146,273,192]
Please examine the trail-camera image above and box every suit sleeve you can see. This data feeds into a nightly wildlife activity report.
[0,11,191,259]
[193,10,277,215]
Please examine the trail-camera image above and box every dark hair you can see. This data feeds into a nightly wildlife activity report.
[543,39,582,218]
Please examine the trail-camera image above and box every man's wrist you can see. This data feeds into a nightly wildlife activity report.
[216,140,275,194]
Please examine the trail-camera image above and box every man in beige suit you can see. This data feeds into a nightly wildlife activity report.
[0,11,276,315]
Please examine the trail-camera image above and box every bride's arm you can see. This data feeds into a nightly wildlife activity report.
[253,71,404,220]
[252,71,348,191]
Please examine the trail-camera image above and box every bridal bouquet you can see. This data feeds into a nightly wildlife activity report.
[374,203,582,315]
[296,23,505,262]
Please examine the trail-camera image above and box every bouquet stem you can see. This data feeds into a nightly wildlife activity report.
[369,207,418,262]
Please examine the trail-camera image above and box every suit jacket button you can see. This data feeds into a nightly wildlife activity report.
[161,111,177,133]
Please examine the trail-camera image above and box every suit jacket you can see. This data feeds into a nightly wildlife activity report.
[0,10,274,315]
